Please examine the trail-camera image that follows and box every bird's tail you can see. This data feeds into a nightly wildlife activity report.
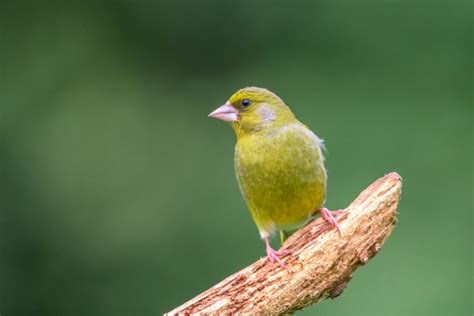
[279,229,298,245]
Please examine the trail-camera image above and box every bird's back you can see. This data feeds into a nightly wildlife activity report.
[234,122,327,237]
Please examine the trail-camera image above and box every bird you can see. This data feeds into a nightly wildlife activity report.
[208,87,342,268]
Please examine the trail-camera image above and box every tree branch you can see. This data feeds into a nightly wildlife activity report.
[166,172,402,315]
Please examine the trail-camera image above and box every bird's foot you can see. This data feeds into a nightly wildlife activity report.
[320,207,345,236]
[264,237,289,269]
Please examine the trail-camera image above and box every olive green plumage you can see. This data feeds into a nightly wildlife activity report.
[227,87,327,240]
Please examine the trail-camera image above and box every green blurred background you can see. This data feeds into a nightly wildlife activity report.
[0,1,471,315]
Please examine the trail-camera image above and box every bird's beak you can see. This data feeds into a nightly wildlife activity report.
[208,102,239,122]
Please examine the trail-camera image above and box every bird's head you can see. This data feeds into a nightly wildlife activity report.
[209,87,296,136]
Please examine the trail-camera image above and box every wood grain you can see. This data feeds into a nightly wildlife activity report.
[166,172,402,315]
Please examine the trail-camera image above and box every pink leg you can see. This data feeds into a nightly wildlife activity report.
[264,237,289,269]
[320,207,344,236]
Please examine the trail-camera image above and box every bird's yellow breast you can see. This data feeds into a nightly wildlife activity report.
[234,122,327,237]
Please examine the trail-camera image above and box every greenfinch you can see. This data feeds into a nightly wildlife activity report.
[209,87,342,267]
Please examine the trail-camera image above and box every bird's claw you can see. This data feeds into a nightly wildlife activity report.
[320,207,344,236]
[264,237,289,269]
[273,248,290,257]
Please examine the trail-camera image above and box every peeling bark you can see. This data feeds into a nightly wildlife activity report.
[166,172,402,315]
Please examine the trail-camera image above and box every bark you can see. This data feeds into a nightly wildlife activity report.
[166,172,402,315]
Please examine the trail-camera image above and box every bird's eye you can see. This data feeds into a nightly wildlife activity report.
[242,99,251,107]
